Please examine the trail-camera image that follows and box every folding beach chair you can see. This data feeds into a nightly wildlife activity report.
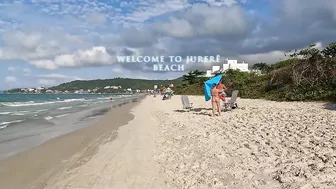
[181,95,193,109]
[224,90,239,110]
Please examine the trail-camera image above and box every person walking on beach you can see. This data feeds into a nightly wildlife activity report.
[211,84,221,116]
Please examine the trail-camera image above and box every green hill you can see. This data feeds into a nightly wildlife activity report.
[50,77,183,92]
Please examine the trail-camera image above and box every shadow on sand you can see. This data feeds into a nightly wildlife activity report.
[194,112,212,116]
[174,108,227,116]
[324,103,336,110]
[173,108,212,113]
[174,107,234,116]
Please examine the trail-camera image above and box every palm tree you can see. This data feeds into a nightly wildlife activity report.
[252,62,270,74]
[193,69,206,77]
[182,70,206,85]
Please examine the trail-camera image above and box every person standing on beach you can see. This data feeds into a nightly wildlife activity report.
[211,84,221,116]
[217,80,227,102]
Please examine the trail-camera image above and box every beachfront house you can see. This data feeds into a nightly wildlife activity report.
[104,86,111,89]
[104,85,121,90]
[223,59,249,72]
[204,58,249,77]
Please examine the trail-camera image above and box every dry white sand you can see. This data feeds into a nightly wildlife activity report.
[153,96,336,189]
[24,95,336,189]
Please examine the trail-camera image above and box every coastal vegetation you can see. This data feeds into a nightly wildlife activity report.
[5,77,183,94]
[49,77,182,92]
[175,43,336,102]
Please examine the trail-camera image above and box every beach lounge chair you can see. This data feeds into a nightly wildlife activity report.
[224,90,239,110]
[181,95,193,109]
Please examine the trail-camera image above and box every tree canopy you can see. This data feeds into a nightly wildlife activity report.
[182,70,206,85]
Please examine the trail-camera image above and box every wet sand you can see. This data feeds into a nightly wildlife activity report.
[0,100,140,189]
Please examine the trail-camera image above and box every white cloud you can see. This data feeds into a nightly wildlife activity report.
[154,4,249,38]
[7,66,31,75]
[38,79,56,86]
[29,46,116,70]
[35,73,84,87]
[23,68,31,74]
[112,68,122,73]
[4,76,17,84]
[38,73,83,80]
[117,0,187,23]
[204,0,238,6]
[240,0,248,3]
[2,31,41,50]
[7,66,17,71]
[0,31,69,61]
[237,51,287,64]
[86,12,106,25]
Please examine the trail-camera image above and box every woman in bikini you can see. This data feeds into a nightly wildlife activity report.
[210,84,221,116]
[217,80,227,102]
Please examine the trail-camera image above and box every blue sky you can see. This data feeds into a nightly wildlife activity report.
[0,0,335,90]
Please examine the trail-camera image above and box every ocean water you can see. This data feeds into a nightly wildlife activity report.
[0,93,141,159]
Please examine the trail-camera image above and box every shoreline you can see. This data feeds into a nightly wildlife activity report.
[0,94,144,160]
[39,96,167,189]
[0,95,144,189]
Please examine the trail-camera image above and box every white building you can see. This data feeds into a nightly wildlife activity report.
[36,86,44,90]
[104,86,111,89]
[212,65,221,73]
[204,59,249,77]
[223,59,249,72]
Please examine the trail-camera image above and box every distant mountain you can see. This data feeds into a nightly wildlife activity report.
[49,77,183,92]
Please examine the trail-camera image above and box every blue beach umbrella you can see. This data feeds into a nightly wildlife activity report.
[204,74,222,101]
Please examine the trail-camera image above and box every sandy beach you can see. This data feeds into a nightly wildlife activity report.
[1,95,335,189]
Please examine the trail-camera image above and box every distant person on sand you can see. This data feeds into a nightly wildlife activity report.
[211,84,221,116]
[153,90,157,97]
[162,94,168,100]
